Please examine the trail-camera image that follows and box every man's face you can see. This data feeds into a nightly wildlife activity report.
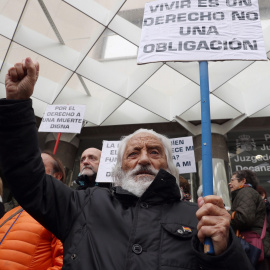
[41,153,55,176]
[122,132,168,182]
[80,148,101,177]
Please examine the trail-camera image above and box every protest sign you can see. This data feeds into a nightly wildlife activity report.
[137,0,266,63]
[96,140,119,183]
[96,137,196,183]
[171,136,196,173]
[38,104,86,134]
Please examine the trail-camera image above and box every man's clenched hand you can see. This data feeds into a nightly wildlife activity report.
[196,195,231,256]
[5,57,39,100]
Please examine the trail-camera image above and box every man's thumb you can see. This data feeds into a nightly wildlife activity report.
[25,57,37,79]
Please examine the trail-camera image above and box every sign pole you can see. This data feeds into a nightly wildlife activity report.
[53,132,61,155]
[199,61,214,255]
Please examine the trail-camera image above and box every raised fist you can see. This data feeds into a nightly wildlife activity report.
[5,57,39,100]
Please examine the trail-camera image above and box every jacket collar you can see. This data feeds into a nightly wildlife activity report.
[113,169,181,205]
[231,184,253,201]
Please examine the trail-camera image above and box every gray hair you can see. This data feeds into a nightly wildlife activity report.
[112,128,179,183]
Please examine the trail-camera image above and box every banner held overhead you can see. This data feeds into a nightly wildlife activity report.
[138,0,267,63]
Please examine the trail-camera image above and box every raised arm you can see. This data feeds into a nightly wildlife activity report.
[0,58,86,242]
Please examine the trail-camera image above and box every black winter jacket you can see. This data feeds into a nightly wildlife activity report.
[230,186,265,234]
[0,99,253,270]
[230,186,270,258]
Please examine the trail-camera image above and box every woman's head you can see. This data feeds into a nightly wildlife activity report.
[229,169,259,192]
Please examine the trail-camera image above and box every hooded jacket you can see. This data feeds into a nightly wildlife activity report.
[0,206,63,270]
[0,99,253,270]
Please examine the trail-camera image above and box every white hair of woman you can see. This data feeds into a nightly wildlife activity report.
[113,128,179,185]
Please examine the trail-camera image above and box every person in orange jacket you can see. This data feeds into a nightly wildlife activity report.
[0,151,65,270]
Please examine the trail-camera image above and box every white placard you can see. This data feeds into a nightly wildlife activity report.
[137,0,267,63]
[38,105,86,134]
[96,140,119,183]
[96,137,196,183]
[171,136,196,173]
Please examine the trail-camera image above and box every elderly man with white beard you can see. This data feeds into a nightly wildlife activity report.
[113,129,179,197]
[0,57,253,270]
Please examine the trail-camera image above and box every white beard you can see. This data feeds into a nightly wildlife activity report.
[116,165,159,197]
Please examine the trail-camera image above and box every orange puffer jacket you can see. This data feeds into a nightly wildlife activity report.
[0,206,63,270]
